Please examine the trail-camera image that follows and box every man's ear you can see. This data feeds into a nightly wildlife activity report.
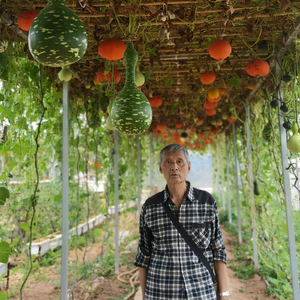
[188,161,191,173]
[159,164,162,173]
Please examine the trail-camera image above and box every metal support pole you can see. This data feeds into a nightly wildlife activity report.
[276,62,300,300]
[219,139,225,210]
[149,134,153,196]
[114,130,119,274]
[245,102,259,270]
[232,123,242,243]
[137,136,141,215]
[225,135,232,223]
[61,82,69,300]
[216,143,220,202]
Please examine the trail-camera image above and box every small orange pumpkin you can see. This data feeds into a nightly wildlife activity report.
[149,95,163,108]
[17,10,39,31]
[156,130,162,136]
[211,128,218,134]
[219,88,226,95]
[205,108,217,116]
[162,133,168,139]
[247,83,255,90]
[208,88,219,100]
[207,94,221,103]
[204,100,217,109]
[228,116,237,122]
[194,143,200,149]
[175,122,183,128]
[198,132,204,138]
[197,117,204,124]
[157,123,167,131]
[98,39,126,61]
[173,132,180,139]
[200,71,216,84]
[96,69,121,83]
[152,124,158,131]
[246,59,269,77]
[209,40,232,60]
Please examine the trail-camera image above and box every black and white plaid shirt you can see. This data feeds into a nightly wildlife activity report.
[134,182,226,300]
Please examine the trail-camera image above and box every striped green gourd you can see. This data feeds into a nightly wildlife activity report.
[110,42,152,135]
[28,0,87,67]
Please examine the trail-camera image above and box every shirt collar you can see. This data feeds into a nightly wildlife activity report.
[163,181,195,202]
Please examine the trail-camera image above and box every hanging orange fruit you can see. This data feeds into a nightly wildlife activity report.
[197,117,204,124]
[96,69,121,83]
[156,130,162,136]
[162,133,168,139]
[228,116,237,122]
[173,132,180,139]
[149,95,163,107]
[175,122,183,128]
[198,132,204,138]
[205,108,217,116]
[246,59,269,77]
[157,123,167,131]
[98,39,126,60]
[247,83,255,90]
[208,40,232,60]
[152,124,158,131]
[204,100,217,109]
[208,88,219,100]
[17,10,39,31]
[200,71,216,84]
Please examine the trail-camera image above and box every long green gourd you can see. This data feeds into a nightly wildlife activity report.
[28,0,87,67]
[110,42,152,135]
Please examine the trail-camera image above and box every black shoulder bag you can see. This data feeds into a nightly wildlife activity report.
[162,201,219,296]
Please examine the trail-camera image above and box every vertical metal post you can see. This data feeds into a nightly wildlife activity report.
[137,136,141,215]
[276,61,300,300]
[114,130,119,274]
[215,142,220,202]
[61,82,69,300]
[225,135,232,223]
[219,139,225,210]
[149,134,153,196]
[232,123,242,243]
[245,102,259,270]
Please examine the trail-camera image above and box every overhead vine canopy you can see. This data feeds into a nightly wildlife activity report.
[1,0,300,138]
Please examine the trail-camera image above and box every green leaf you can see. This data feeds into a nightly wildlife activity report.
[0,186,9,205]
[0,292,7,300]
[0,241,11,263]
[228,75,241,87]
[164,77,173,88]
[20,222,29,232]
[144,70,151,81]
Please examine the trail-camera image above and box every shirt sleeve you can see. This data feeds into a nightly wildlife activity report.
[134,204,152,269]
[211,201,227,264]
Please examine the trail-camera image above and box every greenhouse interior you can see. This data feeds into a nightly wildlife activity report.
[0,0,300,299]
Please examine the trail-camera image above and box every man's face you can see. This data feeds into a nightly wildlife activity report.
[159,150,191,185]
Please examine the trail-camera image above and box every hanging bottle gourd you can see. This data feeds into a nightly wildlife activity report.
[287,122,300,153]
[110,42,152,135]
[28,0,87,67]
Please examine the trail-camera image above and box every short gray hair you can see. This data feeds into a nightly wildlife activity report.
[159,144,189,164]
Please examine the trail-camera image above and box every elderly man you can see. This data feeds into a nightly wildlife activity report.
[134,144,228,300]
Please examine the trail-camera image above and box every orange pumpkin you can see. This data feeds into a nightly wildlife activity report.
[247,83,255,90]
[137,86,142,90]
[152,124,158,131]
[246,59,269,77]
[205,108,217,116]
[197,117,204,124]
[156,130,162,136]
[17,10,39,31]
[200,71,216,84]
[204,100,217,109]
[149,95,163,107]
[198,132,204,138]
[162,133,168,139]
[173,132,180,139]
[228,116,237,122]
[179,141,186,147]
[157,123,167,131]
[194,142,200,149]
[208,40,232,60]
[96,69,121,83]
[175,122,183,128]
[219,88,226,95]
[211,128,218,134]
[208,88,219,100]
[207,94,221,103]
[98,39,126,61]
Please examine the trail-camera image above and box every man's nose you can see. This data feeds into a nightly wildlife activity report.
[171,163,179,170]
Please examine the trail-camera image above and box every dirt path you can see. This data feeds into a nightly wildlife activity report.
[221,226,275,300]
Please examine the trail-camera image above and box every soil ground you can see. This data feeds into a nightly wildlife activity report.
[2,210,277,300]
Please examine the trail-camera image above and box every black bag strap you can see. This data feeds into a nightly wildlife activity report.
[162,201,217,283]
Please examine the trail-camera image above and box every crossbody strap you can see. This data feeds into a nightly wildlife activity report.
[162,201,217,283]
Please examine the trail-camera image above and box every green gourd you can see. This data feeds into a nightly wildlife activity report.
[28,0,87,67]
[135,64,145,87]
[287,122,300,153]
[110,42,152,135]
